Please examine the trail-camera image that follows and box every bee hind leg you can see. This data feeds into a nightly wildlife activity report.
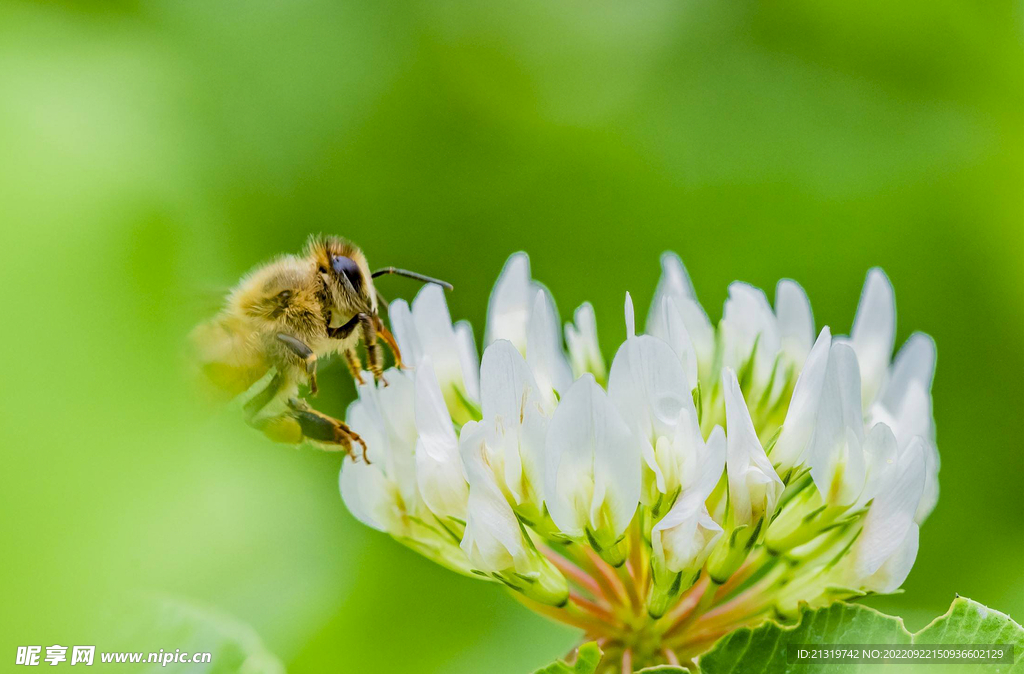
[286,398,368,462]
[243,372,306,445]
[240,372,366,460]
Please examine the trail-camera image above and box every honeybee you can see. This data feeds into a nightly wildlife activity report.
[191,235,451,460]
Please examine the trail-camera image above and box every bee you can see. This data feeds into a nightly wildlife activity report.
[190,235,452,460]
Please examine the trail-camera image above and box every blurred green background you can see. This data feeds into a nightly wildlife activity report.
[1,0,1021,671]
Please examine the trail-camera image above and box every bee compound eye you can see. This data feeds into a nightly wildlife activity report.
[331,255,362,288]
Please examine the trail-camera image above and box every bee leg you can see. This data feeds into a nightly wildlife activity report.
[275,333,318,395]
[243,373,306,444]
[343,348,367,385]
[327,314,360,339]
[376,318,404,369]
[286,398,368,462]
[358,313,386,385]
[243,371,287,422]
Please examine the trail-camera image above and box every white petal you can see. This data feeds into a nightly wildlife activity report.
[453,319,481,402]
[565,302,605,380]
[722,282,781,387]
[545,375,641,538]
[624,292,636,338]
[869,379,936,516]
[775,279,814,365]
[723,368,783,524]
[659,297,699,390]
[584,383,641,537]
[608,334,694,497]
[773,327,832,470]
[805,343,866,506]
[658,407,720,501]
[340,460,402,534]
[410,284,464,396]
[879,332,935,413]
[915,438,940,524]
[650,252,697,305]
[388,299,421,366]
[854,437,926,578]
[849,268,896,408]
[646,253,714,369]
[372,371,419,451]
[459,421,528,573]
[652,494,723,573]
[479,340,548,506]
[860,422,899,504]
[348,374,419,506]
[527,289,573,403]
[414,358,468,521]
[699,425,728,497]
[864,523,919,594]
[485,252,534,351]
[345,399,386,465]
[676,297,715,373]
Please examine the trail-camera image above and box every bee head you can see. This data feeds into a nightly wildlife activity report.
[306,235,376,315]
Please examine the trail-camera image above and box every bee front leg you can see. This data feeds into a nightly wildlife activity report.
[286,398,368,462]
[358,313,386,385]
[275,333,319,395]
[328,313,383,385]
[375,317,404,369]
[343,347,367,385]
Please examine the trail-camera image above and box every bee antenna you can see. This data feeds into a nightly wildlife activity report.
[371,267,453,291]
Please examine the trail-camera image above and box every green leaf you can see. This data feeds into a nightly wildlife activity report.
[533,641,603,674]
[699,596,1023,674]
[638,666,690,673]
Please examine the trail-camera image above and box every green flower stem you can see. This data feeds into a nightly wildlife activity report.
[614,562,643,616]
[575,545,632,610]
[661,648,681,667]
[569,591,626,628]
[513,596,597,633]
[713,547,768,600]
[676,566,785,638]
[628,520,649,603]
[540,543,608,603]
[513,592,617,635]
[621,648,633,674]
[657,575,711,632]
[662,578,719,639]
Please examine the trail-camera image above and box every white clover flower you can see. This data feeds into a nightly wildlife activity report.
[721,367,784,528]
[478,339,552,526]
[648,425,726,615]
[459,419,569,605]
[335,252,940,669]
[646,253,715,382]
[413,357,468,524]
[545,374,641,566]
[341,372,473,576]
[608,293,701,515]
[485,252,573,407]
[390,283,481,422]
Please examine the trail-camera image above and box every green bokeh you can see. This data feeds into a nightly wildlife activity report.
[0,0,1020,671]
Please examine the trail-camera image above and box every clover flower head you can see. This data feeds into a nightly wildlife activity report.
[339,252,938,670]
